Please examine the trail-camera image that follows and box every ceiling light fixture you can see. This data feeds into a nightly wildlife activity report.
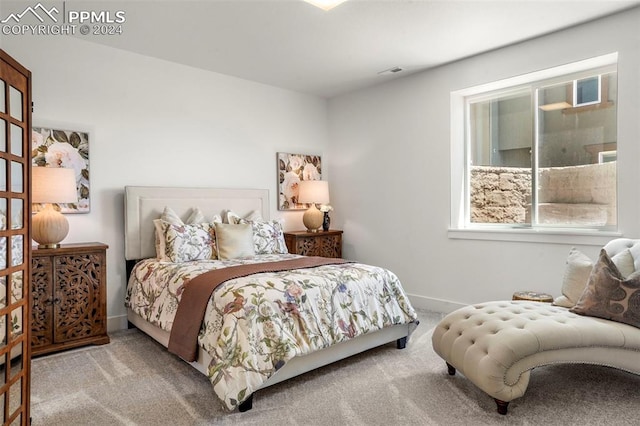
[304,0,348,11]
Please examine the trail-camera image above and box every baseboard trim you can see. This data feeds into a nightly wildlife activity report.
[108,314,129,332]
[407,294,466,314]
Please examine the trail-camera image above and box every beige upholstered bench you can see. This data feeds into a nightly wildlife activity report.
[432,301,640,414]
[432,238,640,415]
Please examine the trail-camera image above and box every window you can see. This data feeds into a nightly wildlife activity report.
[451,54,618,235]
[574,75,601,107]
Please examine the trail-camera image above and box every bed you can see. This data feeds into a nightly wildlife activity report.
[123,186,418,411]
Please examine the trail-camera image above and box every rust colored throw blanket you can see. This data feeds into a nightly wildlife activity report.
[168,256,349,361]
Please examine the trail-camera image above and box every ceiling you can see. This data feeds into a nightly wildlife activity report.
[79,0,639,98]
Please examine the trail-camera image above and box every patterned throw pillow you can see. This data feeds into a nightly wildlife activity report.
[554,247,636,308]
[250,220,288,255]
[154,207,184,260]
[160,221,217,263]
[570,249,640,328]
[154,206,220,260]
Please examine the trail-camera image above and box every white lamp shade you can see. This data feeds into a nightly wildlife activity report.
[298,180,330,205]
[32,167,78,204]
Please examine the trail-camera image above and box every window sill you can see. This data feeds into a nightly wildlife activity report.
[448,227,622,246]
[561,100,614,115]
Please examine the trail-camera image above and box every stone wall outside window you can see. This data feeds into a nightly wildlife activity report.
[470,162,615,226]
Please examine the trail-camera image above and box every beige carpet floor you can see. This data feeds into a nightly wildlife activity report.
[31,310,640,425]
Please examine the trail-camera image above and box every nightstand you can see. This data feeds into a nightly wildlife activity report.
[31,242,110,356]
[284,230,343,258]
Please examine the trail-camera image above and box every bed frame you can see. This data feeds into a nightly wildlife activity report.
[124,185,417,411]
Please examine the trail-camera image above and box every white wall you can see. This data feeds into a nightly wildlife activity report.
[328,7,640,311]
[2,35,328,329]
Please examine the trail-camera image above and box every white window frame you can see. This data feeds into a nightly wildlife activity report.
[573,75,602,107]
[449,53,621,245]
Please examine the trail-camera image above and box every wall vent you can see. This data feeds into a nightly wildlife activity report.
[378,66,404,75]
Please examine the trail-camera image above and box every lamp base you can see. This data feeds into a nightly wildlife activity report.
[37,243,62,249]
[32,204,69,248]
[302,204,323,232]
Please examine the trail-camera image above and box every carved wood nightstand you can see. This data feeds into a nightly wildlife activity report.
[31,242,110,356]
[284,230,343,258]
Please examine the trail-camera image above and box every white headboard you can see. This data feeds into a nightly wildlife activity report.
[124,186,269,260]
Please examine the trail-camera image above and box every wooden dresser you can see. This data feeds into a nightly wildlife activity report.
[31,242,110,356]
[284,230,343,258]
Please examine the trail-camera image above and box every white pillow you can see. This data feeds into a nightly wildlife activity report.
[613,249,636,278]
[554,247,636,308]
[554,248,593,308]
[186,207,206,224]
[224,209,263,224]
[215,223,255,260]
[187,207,223,224]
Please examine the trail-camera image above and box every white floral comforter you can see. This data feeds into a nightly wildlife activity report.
[125,253,417,410]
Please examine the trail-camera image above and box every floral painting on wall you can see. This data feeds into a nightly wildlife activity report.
[277,152,322,210]
[32,127,90,213]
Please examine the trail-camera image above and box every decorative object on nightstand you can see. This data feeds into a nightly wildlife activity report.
[31,242,110,356]
[298,180,330,232]
[31,167,78,248]
[284,230,343,258]
[512,291,554,303]
[320,204,333,232]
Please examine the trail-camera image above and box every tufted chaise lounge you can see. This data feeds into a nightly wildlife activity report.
[431,238,640,415]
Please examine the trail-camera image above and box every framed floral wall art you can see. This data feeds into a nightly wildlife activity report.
[32,127,90,213]
[277,152,322,210]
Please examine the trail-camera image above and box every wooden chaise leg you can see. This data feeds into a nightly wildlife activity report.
[446,362,456,375]
[238,394,254,412]
[396,336,407,349]
[444,363,508,414]
[495,399,509,415]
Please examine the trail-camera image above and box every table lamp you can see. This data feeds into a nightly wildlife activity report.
[32,167,77,248]
[298,180,329,232]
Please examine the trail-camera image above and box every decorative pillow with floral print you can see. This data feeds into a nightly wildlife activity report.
[159,220,217,263]
[154,207,185,261]
[250,220,288,254]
